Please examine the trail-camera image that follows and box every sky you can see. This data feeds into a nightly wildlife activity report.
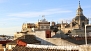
[0,0,91,36]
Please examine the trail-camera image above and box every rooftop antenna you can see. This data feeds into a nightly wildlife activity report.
[42,15,45,19]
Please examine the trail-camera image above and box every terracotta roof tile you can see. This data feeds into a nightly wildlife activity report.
[7,35,40,45]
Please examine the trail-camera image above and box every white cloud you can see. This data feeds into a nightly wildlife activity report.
[0,26,21,36]
[0,17,21,24]
[1,8,72,36]
[3,17,20,21]
[8,8,72,17]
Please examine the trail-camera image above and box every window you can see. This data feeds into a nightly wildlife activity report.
[46,26,49,29]
[41,26,44,28]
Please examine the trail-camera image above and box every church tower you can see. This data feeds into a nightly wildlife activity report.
[76,1,83,16]
[72,1,89,29]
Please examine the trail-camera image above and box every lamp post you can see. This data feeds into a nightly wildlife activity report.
[85,24,91,51]
[85,24,91,44]
[85,24,89,51]
[85,25,87,45]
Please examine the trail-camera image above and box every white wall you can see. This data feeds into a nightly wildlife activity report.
[35,31,47,44]
[35,31,76,45]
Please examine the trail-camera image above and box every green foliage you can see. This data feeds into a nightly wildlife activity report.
[50,25,58,33]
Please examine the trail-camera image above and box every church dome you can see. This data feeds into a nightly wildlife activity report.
[74,16,88,21]
[74,1,88,21]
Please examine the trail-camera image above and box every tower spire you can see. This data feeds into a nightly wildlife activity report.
[76,1,83,16]
[78,1,81,8]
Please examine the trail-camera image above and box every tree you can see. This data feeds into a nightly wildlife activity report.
[50,25,58,34]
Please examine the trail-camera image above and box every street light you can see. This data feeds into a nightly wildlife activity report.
[85,24,91,45]
[85,25,87,45]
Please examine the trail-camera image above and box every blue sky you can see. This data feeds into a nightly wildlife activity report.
[0,0,91,36]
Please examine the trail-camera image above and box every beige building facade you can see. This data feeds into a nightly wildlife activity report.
[22,17,50,32]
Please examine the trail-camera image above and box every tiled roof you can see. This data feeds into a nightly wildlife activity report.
[19,35,40,44]
[74,16,88,21]
[7,35,40,45]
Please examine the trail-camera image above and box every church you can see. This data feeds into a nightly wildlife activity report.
[60,1,89,37]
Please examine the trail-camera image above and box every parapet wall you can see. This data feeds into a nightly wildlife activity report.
[26,44,79,51]
[26,44,91,51]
